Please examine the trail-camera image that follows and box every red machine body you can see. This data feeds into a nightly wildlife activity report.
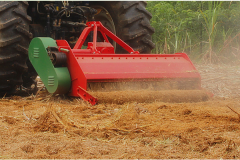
[56,21,201,105]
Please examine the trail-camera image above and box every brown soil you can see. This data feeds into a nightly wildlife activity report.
[1,64,240,159]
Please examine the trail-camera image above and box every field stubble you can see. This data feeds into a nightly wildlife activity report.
[1,64,240,158]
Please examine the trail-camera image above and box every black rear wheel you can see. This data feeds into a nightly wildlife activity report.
[0,1,32,95]
[90,1,155,53]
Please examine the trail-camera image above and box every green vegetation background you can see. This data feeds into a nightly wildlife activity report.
[146,1,240,63]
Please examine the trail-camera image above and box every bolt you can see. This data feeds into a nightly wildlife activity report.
[91,24,94,27]
[130,52,133,54]
[60,48,70,53]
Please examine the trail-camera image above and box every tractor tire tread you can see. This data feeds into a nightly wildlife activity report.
[0,71,16,79]
[136,4,152,19]
[15,44,28,55]
[123,29,148,41]
[122,2,139,11]
[0,54,19,64]
[0,36,22,47]
[121,14,143,27]
[16,25,33,39]
[0,1,18,12]
[140,20,155,34]
[0,17,21,30]
[13,8,32,22]
[141,37,156,49]
[12,62,28,72]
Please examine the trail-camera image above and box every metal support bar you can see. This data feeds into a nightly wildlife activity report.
[76,86,98,105]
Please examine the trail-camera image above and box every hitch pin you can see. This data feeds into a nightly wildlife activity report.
[60,48,70,53]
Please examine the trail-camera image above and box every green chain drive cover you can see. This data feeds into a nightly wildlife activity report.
[28,37,71,94]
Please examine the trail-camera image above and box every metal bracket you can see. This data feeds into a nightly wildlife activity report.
[76,86,98,105]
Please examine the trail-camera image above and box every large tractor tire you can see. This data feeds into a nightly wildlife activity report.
[0,1,32,95]
[90,1,155,53]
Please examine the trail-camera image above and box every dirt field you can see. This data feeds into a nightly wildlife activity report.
[1,64,240,159]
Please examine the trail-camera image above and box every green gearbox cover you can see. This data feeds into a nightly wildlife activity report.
[28,37,71,94]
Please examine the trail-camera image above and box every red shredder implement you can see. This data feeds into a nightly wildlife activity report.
[29,21,207,105]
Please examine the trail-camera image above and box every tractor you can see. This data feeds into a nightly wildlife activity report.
[0,1,154,95]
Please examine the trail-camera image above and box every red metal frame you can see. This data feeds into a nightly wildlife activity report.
[56,21,201,105]
[73,21,139,54]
